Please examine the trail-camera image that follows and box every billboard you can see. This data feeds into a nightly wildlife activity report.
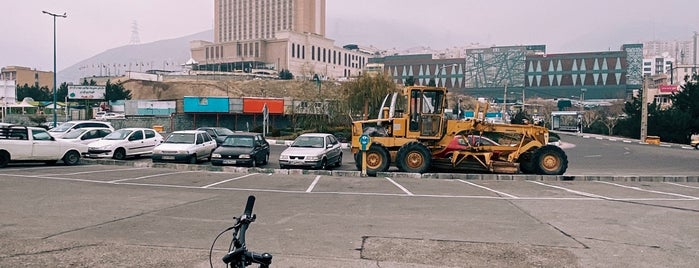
[68,85,106,99]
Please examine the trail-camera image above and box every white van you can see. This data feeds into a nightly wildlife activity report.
[48,120,115,139]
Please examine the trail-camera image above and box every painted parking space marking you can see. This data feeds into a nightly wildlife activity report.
[45,167,151,176]
[306,175,321,192]
[528,181,609,199]
[458,180,518,198]
[666,182,699,189]
[108,171,198,183]
[596,181,699,199]
[385,177,413,196]
[202,173,258,188]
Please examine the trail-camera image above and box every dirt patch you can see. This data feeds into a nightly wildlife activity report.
[122,78,344,101]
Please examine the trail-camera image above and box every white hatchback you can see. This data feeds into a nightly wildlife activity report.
[85,128,163,160]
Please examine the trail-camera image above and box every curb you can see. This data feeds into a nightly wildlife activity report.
[79,158,699,182]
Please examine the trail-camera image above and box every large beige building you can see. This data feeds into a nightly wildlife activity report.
[1,66,54,89]
[191,0,370,79]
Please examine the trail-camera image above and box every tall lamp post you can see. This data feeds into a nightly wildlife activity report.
[640,77,648,142]
[42,10,67,128]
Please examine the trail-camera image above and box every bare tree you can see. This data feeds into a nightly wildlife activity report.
[598,100,625,135]
[582,109,599,130]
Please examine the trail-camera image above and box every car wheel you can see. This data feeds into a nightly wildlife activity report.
[251,158,257,167]
[0,152,10,168]
[113,148,126,160]
[262,153,269,165]
[188,154,198,164]
[320,158,328,170]
[62,150,81,166]
[335,153,342,167]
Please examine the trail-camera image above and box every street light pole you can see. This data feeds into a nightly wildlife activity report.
[43,10,67,128]
[640,77,648,142]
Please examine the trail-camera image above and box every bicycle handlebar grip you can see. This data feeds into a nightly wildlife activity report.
[244,195,255,217]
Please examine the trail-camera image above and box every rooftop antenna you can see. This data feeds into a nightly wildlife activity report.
[129,20,140,45]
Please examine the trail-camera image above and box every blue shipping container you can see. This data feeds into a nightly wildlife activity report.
[183,96,230,113]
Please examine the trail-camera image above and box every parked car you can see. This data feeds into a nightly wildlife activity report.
[0,125,88,168]
[211,132,269,167]
[434,134,502,159]
[151,130,217,164]
[691,139,699,150]
[95,112,125,120]
[48,120,114,138]
[85,128,163,160]
[196,127,235,146]
[279,133,342,170]
[59,127,113,145]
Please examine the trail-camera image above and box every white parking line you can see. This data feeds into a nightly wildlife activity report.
[306,175,321,193]
[108,171,197,183]
[201,173,258,188]
[666,182,699,189]
[458,180,518,198]
[384,177,414,196]
[596,181,699,199]
[48,167,150,176]
[528,181,609,199]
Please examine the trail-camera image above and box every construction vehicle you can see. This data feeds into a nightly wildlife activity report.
[350,86,568,176]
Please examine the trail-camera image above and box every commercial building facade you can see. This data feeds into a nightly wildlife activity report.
[1,66,54,89]
[190,0,369,79]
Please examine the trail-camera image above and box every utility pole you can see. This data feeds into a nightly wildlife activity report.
[640,77,648,142]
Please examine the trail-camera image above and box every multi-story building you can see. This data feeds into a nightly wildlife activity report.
[373,44,643,101]
[642,55,675,76]
[1,66,54,89]
[190,0,370,79]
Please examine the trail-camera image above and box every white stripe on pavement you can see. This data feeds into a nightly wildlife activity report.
[306,175,321,192]
[384,177,414,196]
[458,180,518,198]
[202,173,258,188]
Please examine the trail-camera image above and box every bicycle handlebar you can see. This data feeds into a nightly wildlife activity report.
[219,195,273,268]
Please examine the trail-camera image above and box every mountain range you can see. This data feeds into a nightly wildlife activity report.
[57,30,213,84]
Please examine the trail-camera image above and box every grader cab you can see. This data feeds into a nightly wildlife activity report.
[350,86,568,176]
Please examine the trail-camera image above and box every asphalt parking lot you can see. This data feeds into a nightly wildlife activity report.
[1,164,698,267]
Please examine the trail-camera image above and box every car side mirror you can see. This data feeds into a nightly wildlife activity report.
[326,144,332,148]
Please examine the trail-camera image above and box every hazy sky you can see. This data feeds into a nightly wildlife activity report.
[2,0,698,72]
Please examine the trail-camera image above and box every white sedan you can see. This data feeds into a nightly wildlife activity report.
[85,128,163,160]
[151,130,217,164]
[279,133,343,170]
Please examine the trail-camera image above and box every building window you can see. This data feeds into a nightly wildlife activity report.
[311,46,315,60]
[291,43,295,58]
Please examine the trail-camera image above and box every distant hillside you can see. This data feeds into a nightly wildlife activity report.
[57,30,213,84]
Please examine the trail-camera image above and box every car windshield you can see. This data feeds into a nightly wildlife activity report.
[104,129,133,140]
[49,122,75,132]
[60,129,88,139]
[222,136,254,147]
[216,128,235,135]
[164,133,195,144]
[291,136,324,148]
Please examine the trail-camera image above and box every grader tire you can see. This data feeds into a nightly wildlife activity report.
[355,144,390,176]
[396,142,432,174]
[532,145,568,175]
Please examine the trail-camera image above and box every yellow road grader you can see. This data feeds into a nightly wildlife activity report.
[350,86,568,176]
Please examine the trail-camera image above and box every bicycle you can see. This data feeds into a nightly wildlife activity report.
[209,195,273,268]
